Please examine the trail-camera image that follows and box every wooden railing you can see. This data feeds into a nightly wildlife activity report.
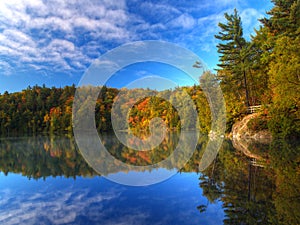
[247,105,262,114]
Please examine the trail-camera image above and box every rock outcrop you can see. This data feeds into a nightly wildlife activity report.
[232,113,272,144]
[231,113,272,162]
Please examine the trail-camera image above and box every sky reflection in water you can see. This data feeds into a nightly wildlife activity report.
[0,171,224,225]
[1,135,299,224]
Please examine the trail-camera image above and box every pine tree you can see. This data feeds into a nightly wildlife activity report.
[215,9,250,107]
[260,0,300,37]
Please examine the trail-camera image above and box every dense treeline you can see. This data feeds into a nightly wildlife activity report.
[0,85,119,135]
[0,84,212,136]
[215,0,299,138]
[0,85,76,135]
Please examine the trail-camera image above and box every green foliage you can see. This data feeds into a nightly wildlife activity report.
[254,0,300,138]
[260,0,300,37]
[215,1,299,138]
[198,139,300,224]
[266,32,300,138]
[0,85,76,136]
[269,140,300,224]
[267,103,300,138]
[0,84,213,136]
[215,8,251,107]
[247,116,268,132]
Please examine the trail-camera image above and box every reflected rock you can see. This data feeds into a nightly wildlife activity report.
[232,113,272,144]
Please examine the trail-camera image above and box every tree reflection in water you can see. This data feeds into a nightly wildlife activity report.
[198,139,300,225]
[0,134,299,224]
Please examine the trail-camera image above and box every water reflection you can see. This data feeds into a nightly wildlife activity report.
[0,132,208,179]
[199,139,300,225]
[0,135,96,179]
[0,134,299,224]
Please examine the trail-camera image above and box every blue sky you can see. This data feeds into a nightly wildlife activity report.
[0,0,273,93]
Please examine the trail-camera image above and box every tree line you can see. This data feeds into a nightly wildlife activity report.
[0,84,212,136]
[0,0,299,138]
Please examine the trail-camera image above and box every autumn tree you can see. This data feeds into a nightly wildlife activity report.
[259,0,300,137]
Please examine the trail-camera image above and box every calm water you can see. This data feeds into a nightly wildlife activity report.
[0,133,299,225]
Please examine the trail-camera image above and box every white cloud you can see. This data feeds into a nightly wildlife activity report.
[48,39,75,52]
[29,17,73,32]
[240,8,264,36]
[0,187,153,225]
[169,14,196,29]
[0,0,131,76]
[0,1,31,27]
[0,46,22,57]
[0,61,13,76]
[3,29,35,46]
[139,2,181,20]
[0,0,270,79]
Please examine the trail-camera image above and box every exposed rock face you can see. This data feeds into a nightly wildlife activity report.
[232,113,272,144]
[231,113,272,161]
[232,137,263,160]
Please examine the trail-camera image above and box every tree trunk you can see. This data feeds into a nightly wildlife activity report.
[243,69,250,107]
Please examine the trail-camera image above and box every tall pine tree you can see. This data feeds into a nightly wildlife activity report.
[215,9,251,107]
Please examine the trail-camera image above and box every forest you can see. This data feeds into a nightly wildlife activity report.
[0,0,299,138]
[0,84,212,136]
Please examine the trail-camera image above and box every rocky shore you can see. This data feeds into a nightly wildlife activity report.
[232,113,272,144]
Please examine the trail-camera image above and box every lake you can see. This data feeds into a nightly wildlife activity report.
[0,133,299,225]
